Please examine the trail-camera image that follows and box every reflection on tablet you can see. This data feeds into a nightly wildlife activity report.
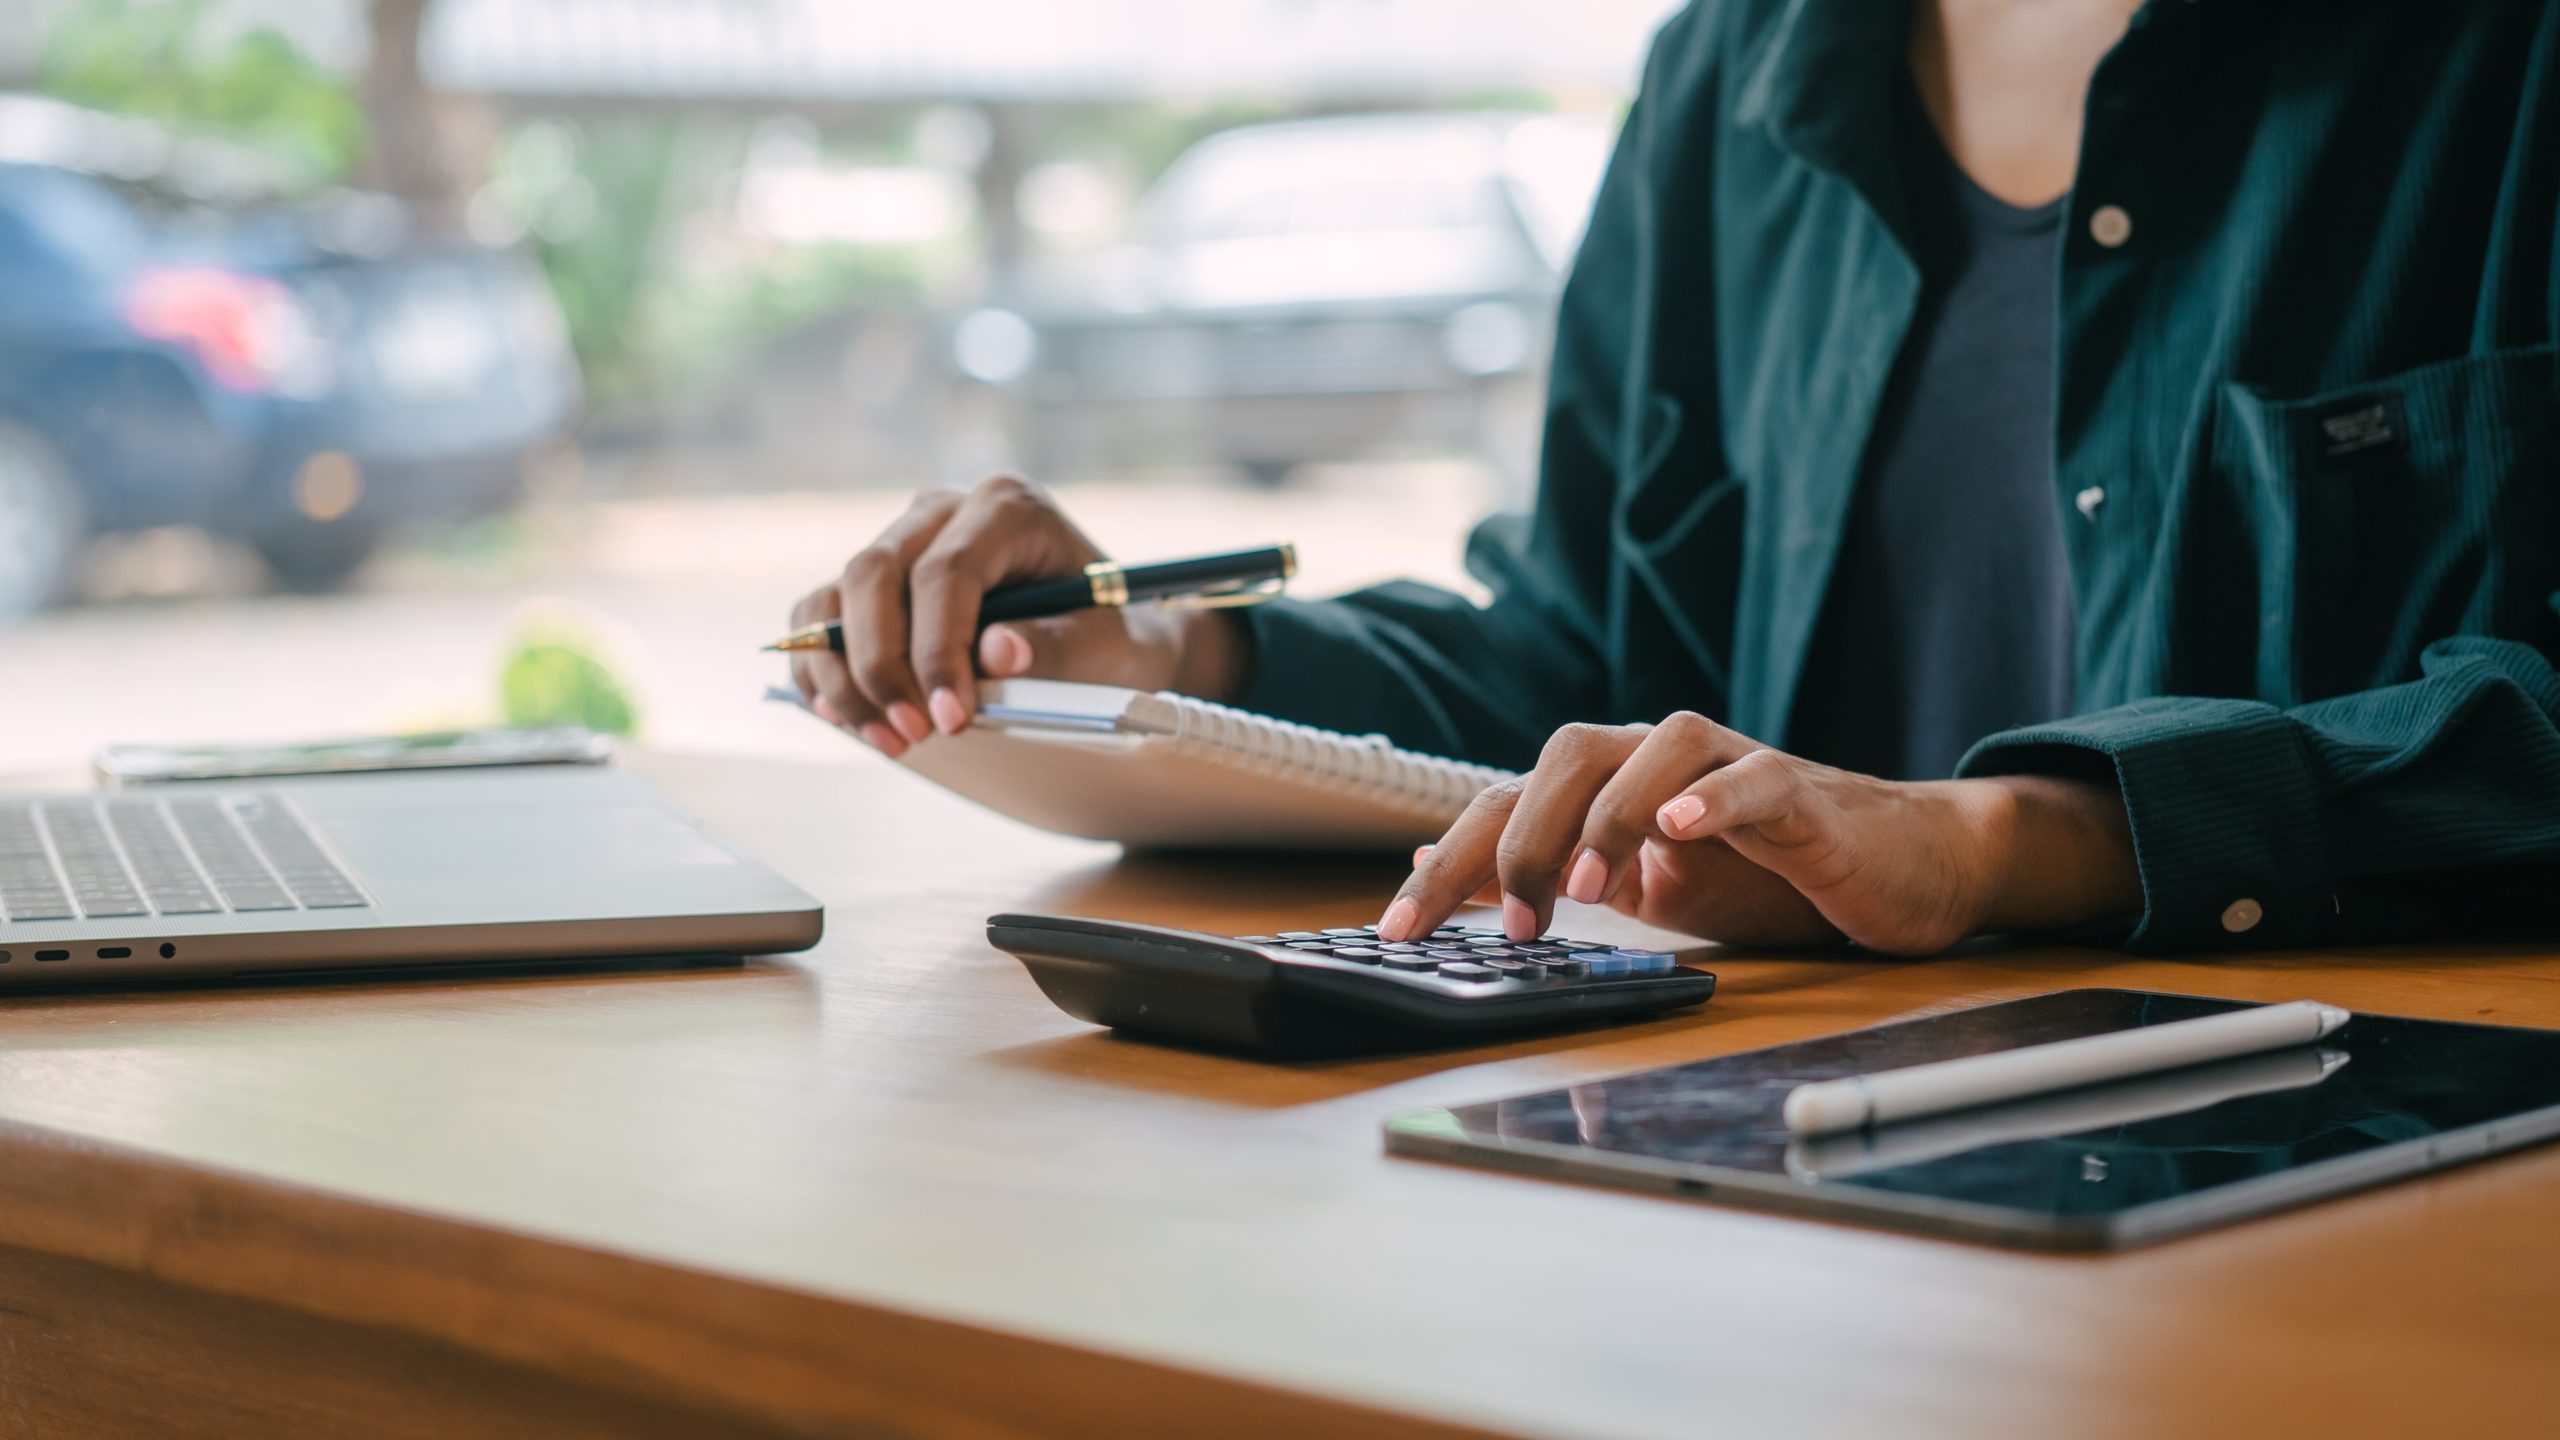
[1784,1045,2349,1183]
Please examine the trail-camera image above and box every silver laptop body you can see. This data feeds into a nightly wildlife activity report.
[0,766,821,985]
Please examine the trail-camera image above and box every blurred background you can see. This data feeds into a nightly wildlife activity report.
[0,0,1675,774]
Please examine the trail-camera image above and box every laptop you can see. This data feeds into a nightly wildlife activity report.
[0,766,822,985]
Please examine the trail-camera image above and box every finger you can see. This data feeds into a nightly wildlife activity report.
[785,583,895,749]
[1377,781,1522,939]
[1657,749,1844,882]
[911,475,1095,732]
[1495,723,1646,939]
[1568,712,1759,907]
[838,492,965,747]
[1411,845,1500,907]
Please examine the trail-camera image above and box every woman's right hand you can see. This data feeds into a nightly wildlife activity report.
[787,474,1252,756]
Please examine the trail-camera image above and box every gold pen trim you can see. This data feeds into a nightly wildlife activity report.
[1084,560,1130,607]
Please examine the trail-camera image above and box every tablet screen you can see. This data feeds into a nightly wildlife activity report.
[1385,990,2560,1248]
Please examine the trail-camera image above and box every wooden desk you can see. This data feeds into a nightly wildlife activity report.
[0,751,2554,1439]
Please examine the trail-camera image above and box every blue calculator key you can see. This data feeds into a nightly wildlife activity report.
[1436,962,1500,982]
[1571,950,1631,977]
[1614,949,1677,974]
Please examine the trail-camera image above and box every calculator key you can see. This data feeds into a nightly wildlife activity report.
[1436,962,1499,982]
[1467,945,1525,959]
[1424,948,1480,962]
[1482,959,1533,976]
[1276,931,1322,941]
[1382,954,1440,972]
[1321,927,1369,937]
[1614,949,1677,974]
[1376,942,1426,953]
[1331,947,1386,963]
[1513,943,1566,956]
[1285,940,1335,951]
[1571,950,1631,977]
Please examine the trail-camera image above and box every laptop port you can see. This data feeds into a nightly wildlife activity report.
[97,947,131,959]
[160,943,177,959]
[34,949,70,962]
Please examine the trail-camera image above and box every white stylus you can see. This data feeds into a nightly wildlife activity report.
[1782,1000,2353,1136]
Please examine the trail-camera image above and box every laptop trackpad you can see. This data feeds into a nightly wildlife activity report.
[323,804,743,880]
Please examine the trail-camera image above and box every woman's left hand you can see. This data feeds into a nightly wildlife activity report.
[1375,713,2141,956]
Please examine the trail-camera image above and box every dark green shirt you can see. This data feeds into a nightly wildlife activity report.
[1239,0,2560,952]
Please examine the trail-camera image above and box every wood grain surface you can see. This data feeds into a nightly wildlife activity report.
[0,749,2555,1439]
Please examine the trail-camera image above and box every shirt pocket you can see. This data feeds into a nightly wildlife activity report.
[1609,391,1747,708]
[2212,343,2559,704]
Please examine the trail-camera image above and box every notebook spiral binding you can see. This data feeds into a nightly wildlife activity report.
[1139,691,1516,820]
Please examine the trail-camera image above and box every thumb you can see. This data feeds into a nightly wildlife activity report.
[976,611,1130,683]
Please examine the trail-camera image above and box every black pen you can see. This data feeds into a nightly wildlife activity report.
[761,544,1297,655]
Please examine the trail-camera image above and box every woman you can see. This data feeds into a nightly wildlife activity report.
[790,0,2560,955]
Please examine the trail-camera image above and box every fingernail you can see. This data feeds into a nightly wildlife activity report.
[1659,794,1707,836]
[885,701,932,745]
[859,722,907,758]
[1411,845,1434,866]
[810,695,843,726]
[980,626,1033,676]
[1379,896,1419,941]
[928,687,969,735]
[1565,848,1608,905]
[1502,894,1538,942]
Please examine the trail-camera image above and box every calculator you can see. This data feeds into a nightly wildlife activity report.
[987,913,1717,1057]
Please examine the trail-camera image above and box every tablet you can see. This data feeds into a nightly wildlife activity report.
[1383,989,2560,1250]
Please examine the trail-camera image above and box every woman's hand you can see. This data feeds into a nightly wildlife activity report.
[787,475,1251,756]
[1376,713,2141,955]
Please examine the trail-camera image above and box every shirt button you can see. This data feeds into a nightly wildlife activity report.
[2221,898,2264,934]
[2074,485,2107,520]
[2089,204,2134,248]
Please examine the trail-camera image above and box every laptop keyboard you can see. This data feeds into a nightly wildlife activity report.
[0,794,369,923]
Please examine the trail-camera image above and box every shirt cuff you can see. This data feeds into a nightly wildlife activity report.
[1956,699,2334,952]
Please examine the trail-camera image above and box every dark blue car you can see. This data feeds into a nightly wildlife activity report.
[0,162,579,615]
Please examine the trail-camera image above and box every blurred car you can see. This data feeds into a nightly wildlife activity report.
[0,160,579,617]
[954,110,1613,492]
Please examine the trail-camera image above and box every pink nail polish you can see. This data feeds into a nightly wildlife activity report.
[1379,897,1419,941]
[1659,794,1707,835]
[859,722,907,758]
[886,701,932,745]
[1565,849,1608,905]
[1502,894,1538,942]
[928,688,969,736]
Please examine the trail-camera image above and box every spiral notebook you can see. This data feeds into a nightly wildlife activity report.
[768,679,1513,849]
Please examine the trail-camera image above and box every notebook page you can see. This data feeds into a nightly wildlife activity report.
[770,681,1515,849]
